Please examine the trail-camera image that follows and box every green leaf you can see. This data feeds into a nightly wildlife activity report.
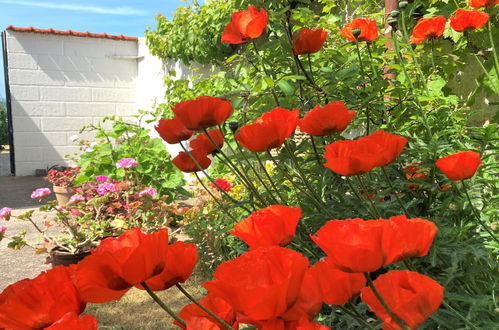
[277,80,295,96]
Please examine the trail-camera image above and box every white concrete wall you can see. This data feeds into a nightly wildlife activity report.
[6,31,138,175]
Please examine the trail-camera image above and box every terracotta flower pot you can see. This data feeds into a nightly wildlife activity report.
[49,247,90,267]
[52,185,73,206]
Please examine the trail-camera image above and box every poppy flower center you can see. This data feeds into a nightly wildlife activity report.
[198,119,218,129]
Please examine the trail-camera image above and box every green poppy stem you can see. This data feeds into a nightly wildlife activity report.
[141,282,186,327]
[179,143,253,213]
[345,176,378,218]
[309,135,323,167]
[355,175,382,218]
[202,128,268,207]
[363,273,409,330]
[381,167,410,216]
[175,284,234,329]
[487,20,499,79]
[441,300,480,330]
[461,180,499,244]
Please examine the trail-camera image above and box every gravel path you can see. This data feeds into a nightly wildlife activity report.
[0,176,56,291]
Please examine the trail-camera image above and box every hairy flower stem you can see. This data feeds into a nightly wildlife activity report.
[176,284,234,329]
[254,152,288,205]
[345,177,378,218]
[355,40,371,135]
[309,136,322,166]
[202,128,267,207]
[283,142,331,211]
[392,32,433,141]
[399,11,430,95]
[266,150,332,216]
[338,304,376,330]
[363,273,409,330]
[179,143,253,213]
[381,167,410,216]
[232,137,284,205]
[430,39,437,73]
[487,20,499,79]
[252,40,281,106]
[141,282,186,327]
[441,301,480,330]
[461,180,499,244]
[355,176,382,218]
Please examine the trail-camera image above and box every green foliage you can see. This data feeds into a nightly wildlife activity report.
[148,0,498,327]
[74,116,185,202]
[0,100,8,147]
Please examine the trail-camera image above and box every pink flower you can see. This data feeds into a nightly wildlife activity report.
[69,195,86,204]
[116,158,138,169]
[97,183,118,195]
[0,207,12,220]
[31,188,52,199]
[95,175,109,182]
[0,225,6,237]
[139,187,157,197]
[70,209,82,217]
[209,179,231,192]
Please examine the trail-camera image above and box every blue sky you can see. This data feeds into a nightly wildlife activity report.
[0,0,199,99]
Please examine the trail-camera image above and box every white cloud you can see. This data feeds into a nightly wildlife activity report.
[0,0,150,16]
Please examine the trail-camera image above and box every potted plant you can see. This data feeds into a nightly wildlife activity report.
[45,166,80,206]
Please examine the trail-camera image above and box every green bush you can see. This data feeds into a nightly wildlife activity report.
[73,116,185,203]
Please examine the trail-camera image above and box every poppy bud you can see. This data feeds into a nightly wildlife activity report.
[351,28,362,38]
[229,121,239,133]
[390,10,400,18]
[388,18,398,28]
[399,1,408,9]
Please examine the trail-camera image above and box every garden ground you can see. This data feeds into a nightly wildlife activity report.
[0,176,203,328]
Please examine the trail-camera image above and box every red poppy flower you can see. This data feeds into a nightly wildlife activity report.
[175,294,238,329]
[45,312,98,330]
[203,246,309,322]
[173,96,234,131]
[155,117,193,144]
[172,149,212,173]
[293,28,328,55]
[0,266,85,329]
[323,130,407,176]
[469,0,499,8]
[311,216,437,273]
[361,270,444,330]
[410,16,447,44]
[307,258,366,305]
[229,205,302,249]
[436,151,481,180]
[382,215,437,266]
[209,178,232,192]
[74,228,197,303]
[189,129,224,154]
[298,101,356,136]
[221,6,268,44]
[341,18,379,43]
[235,107,300,152]
[450,9,489,32]
[311,218,385,273]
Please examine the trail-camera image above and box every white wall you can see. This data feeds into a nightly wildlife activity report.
[6,31,138,175]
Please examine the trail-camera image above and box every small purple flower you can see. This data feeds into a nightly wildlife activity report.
[116,158,138,169]
[96,175,109,182]
[0,225,6,237]
[31,188,52,199]
[0,207,12,220]
[97,183,118,195]
[139,187,157,197]
[69,194,86,204]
